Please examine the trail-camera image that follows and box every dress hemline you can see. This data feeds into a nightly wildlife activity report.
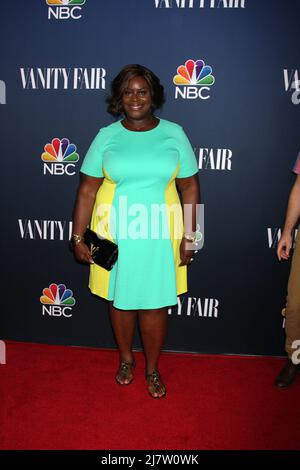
[88,285,187,310]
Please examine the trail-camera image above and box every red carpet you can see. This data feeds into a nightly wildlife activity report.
[0,341,299,450]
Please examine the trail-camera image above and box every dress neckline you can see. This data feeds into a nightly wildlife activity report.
[119,117,161,133]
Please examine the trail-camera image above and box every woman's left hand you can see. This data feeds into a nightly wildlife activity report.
[179,237,198,266]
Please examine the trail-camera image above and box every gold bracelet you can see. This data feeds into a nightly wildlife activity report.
[183,233,197,242]
[71,234,84,246]
[183,231,202,244]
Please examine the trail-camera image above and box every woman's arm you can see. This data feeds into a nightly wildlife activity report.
[175,174,201,266]
[72,173,104,263]
[277,174,300,260]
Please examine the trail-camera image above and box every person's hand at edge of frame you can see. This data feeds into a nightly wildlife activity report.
[277,232,292,261]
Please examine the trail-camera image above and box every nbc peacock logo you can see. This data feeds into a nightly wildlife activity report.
[40,283,76,318]
[173,59,215,100]
[41,138,79,176]
[46,0,86,3]
[46,0,86,20]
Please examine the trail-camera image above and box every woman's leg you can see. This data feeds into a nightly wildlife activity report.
[108,301,138,384]
[138,307,169,397]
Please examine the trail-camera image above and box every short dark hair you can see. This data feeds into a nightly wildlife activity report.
[106,64,165,117]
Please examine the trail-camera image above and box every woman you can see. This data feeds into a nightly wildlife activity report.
[71,64,200,398]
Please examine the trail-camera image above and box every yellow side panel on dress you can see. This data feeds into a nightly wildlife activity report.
[88,167,116,300]
[165,162,187,296]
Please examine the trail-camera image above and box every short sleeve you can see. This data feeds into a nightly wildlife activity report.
[176,126,199,178]
[292,150,300,175]
[80,129,106,177]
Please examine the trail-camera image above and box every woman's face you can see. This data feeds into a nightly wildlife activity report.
[121,76,153,120]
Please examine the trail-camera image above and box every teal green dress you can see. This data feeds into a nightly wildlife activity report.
[80,117,198,310]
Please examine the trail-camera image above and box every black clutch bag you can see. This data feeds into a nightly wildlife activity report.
[83,228,118,271]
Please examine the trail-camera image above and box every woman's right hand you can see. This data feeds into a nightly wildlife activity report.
[73,242,94,264]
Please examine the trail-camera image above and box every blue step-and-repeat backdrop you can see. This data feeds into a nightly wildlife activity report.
[1,0,299,356]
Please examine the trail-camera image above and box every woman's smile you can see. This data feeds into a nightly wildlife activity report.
[128,104,144,110]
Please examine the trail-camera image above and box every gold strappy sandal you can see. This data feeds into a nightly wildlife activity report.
[115,359,136,385]
[146,370,167,398]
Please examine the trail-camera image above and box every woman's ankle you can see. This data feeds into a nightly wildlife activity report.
[119,352,135,364]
